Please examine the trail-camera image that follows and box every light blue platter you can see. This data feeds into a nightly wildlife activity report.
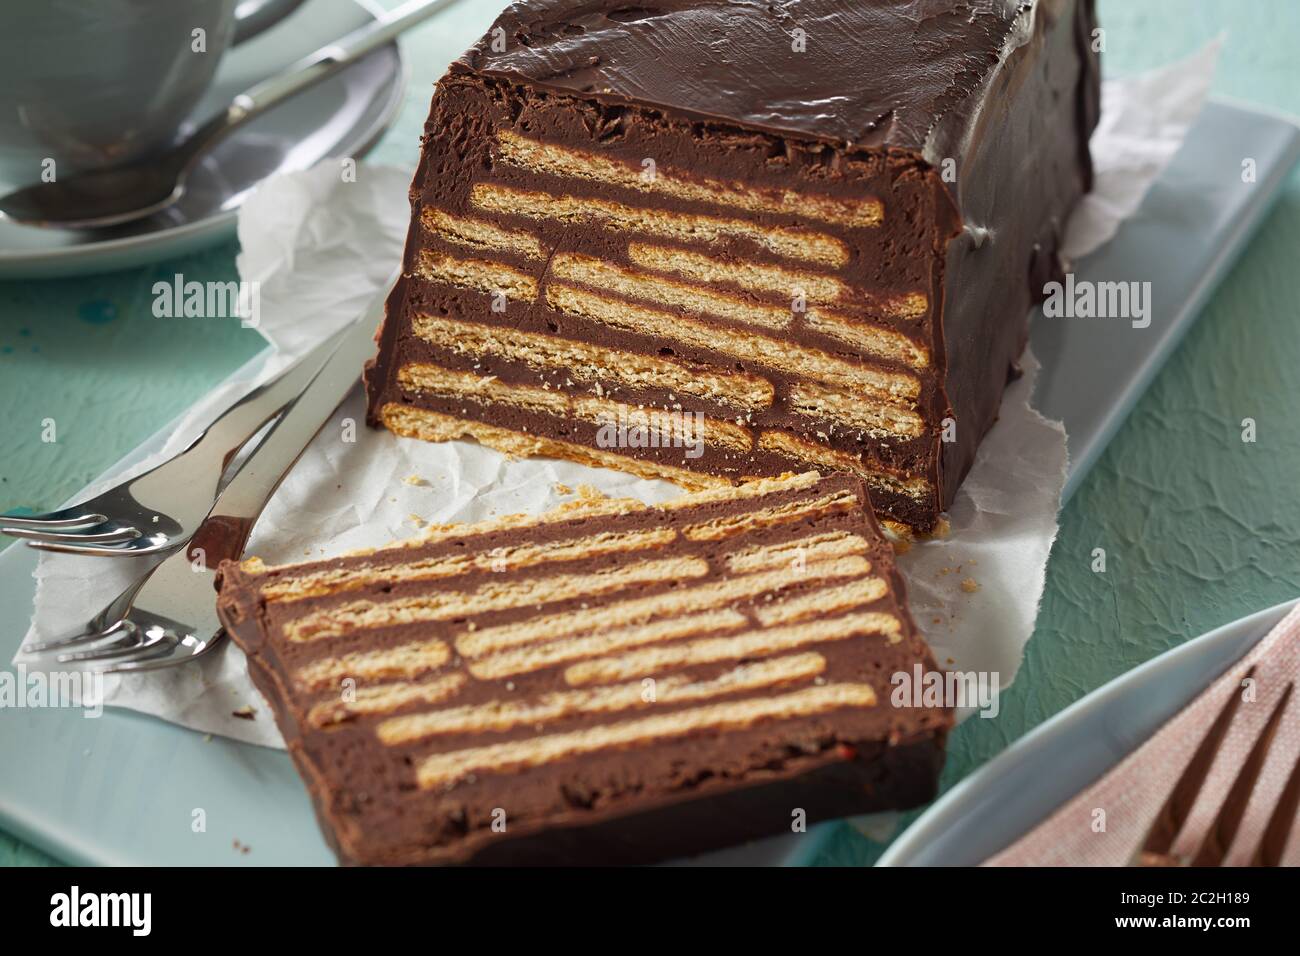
[1,98,1297,867]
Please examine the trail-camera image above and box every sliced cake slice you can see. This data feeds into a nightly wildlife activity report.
[215,473,952,865]
[364,0,1101,533]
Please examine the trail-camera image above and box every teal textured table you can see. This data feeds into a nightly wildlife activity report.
[2,0,1298,867]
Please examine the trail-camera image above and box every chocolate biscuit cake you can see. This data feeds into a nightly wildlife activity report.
[364,0,1102,533]
[215,473,951,865]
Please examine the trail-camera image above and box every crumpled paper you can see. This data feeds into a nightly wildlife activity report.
[1061,39,1222,261]
[17,45,1218,751]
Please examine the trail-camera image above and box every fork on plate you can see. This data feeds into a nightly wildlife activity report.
[22,277,394,672]
[1134,665,1300,866]
[1,322,349,557]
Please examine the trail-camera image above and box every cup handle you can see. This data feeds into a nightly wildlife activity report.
[231,0,309,44]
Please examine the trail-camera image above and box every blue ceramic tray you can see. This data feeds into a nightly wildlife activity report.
[1,98,1297,866]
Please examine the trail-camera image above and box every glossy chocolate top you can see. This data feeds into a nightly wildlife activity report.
[457,0,1033,150]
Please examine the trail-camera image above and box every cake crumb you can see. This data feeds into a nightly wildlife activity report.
[403,474,429,487]
[232,706,256,720]
[232,839,252,855]
[960,577,980,593]
[409,513,426,528]
[553,482,573,496]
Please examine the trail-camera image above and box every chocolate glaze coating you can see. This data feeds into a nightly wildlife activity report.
[365,0,1101,531]
[465,0,1030,152]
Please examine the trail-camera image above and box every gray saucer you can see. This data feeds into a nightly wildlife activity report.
[0,0,405,279]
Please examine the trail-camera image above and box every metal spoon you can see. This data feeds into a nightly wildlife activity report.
[0,0,461,230]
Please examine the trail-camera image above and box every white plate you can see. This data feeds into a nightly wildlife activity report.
[877,598,1299,866]
[0,0,405,279]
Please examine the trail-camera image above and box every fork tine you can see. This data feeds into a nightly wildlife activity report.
[1,511,107,531]
[1138,667,1252,862]
[74,635,177,669]
[3,525,141,546]
[22,582,143,654]
[1253,744,1300,866]
[1192,682,1295,866]
[25,537,169,558]
[23,618,137,655]
[102,633,225,674]
[58,631,166,665]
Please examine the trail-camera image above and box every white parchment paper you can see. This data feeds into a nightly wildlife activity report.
[1062,39,1222,260]
[17,47,1218,752]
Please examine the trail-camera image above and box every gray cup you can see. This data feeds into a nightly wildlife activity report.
[0,0,306,187]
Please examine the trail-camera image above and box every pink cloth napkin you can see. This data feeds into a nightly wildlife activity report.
[985,603,1300,866]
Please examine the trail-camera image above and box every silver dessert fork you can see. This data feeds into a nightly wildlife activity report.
[24,275,395,671]
[1,321,356,556]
